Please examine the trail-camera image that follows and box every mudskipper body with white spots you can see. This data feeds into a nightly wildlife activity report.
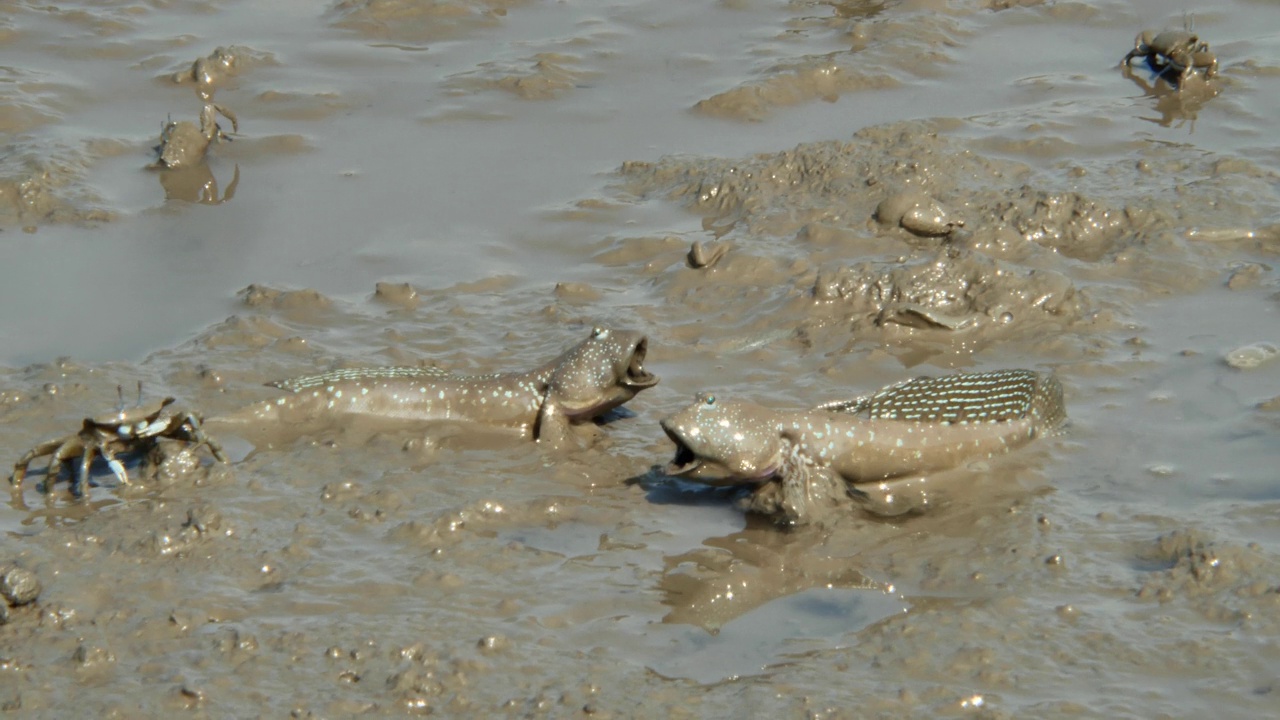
[661,370,1066,524]
[12,327,658,495]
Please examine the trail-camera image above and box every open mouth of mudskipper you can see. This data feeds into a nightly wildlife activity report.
[623,338,659,389]
[661,421,783,483]
[662,425,701,476]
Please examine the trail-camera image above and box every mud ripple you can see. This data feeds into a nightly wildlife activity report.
[0,140,119,227]
[694,2,966,121]
[328,0,527,43]
[446,53,596,100]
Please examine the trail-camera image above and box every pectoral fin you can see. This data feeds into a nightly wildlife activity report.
[533,399,584,450]
[743,464,847,527]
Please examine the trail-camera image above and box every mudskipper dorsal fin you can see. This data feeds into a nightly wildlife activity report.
[816,370,1067,429]
[269,365,452,393]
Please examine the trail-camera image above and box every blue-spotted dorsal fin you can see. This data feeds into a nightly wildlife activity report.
[811,375,931,415]
[816,370,1066,429]
[269,365,453,393]
[811,395,874,415]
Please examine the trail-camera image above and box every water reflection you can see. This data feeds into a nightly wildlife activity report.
[8,484,119,528]
[1121,65,1219,131]
[660,521,889,632]
[155,162,240,204]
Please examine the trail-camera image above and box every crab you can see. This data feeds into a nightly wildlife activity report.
[151,102,238,170]
[10,392,228,497]
[173,46,240,101]
[1121,29,1218,86]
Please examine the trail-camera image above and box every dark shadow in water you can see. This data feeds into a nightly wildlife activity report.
[592,405,636,425]
[625,464,756,508]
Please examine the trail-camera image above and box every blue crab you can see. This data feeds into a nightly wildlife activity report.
[1121,29,1218,86]
[11,391,227,496]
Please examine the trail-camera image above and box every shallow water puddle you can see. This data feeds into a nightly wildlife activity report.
[646,585,909,684]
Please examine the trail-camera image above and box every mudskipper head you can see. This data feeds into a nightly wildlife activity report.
[660,393,786,486]
[547,327,659,420]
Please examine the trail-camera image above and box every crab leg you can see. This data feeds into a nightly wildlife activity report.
[1191,50,1217,78]
[98,445,131,488]
[10,439,66,487]
[75,444,101,497]
[182,414,229,463]
[45,440,85,492]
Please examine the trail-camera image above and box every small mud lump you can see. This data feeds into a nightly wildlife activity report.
[1,564,41,606]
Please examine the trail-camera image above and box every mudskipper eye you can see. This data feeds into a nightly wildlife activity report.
[592,327,609,339]
[705,395,715,406]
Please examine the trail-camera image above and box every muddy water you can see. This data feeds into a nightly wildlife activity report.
[3,0,1280,716]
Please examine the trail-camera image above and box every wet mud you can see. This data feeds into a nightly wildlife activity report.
[3,0,1280,716]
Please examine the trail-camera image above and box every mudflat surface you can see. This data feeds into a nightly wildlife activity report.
[2,0,1279,716]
